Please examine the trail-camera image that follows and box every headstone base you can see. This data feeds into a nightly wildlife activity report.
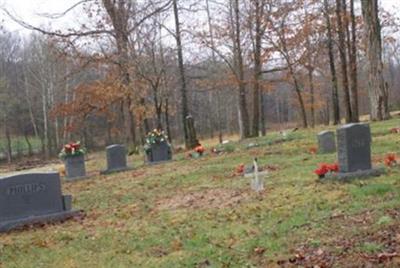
[0,210,81,233]
[100,166,134,175]
[324,167,385,181]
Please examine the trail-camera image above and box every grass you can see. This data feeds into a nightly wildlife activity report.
[1,119,400,267]
[0,136,42,158]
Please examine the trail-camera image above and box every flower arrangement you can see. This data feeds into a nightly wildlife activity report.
[144,129,169,152]
[314,163,339,178]
[236,163,245,175]
[384,153,397,167]
[59,142,86,160]
[194,145,205,155]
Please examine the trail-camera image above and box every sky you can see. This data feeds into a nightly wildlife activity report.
[1,0,399,34]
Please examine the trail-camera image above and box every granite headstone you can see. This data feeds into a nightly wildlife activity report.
[146,141,172,163]
[64,155,86,180]
[101,144,129,174]
[325,123,384,180]
[337,123,371,173]
[0,172,79,232]
[318,131,336,154]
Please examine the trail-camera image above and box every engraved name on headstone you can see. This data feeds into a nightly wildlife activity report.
[0,172,79,232]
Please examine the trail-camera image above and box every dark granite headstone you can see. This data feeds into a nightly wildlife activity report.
[325,123,384,180]
[146,141,172,163]
[0,172,79,232]
[64,155,86,180]
[337,123,371,173]
[101,144,130,174]
[318,131,336,154]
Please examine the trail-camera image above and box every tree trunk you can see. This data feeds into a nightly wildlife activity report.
[260,93,266,136]
[206,0,223,143]
[336,0,352,123]
[42,85,49,159]
[361,0,391,120]
[24,131,33,156]
[172,0,197,148]
[349,0,359,122]
[232,0,250,139]
[5,122,12,164]
[308,68,315,127]
[251,0,263,137]
[324,0,340,125]
[288,64,308,128]
[164,97,172,143]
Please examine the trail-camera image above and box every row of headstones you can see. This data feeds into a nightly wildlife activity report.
[318,123,383,179]
[0,123,379,232]
[0,141,173,232]
[65,142,172,180]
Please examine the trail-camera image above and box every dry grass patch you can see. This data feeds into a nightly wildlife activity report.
[156,188,251,210]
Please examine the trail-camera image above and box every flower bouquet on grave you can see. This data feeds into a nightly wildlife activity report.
[314,163,339,179]
[384,153,397,167]
[59,142,87,160]
[144,129,170,153]
[189,142,206,159]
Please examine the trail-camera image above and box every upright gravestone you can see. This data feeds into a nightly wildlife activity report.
[330,123,383,180]
[64,155,86,181]
[101,144,130,174]
[318,131,336,154]
[146,141,172,164]
[0,172,80,232]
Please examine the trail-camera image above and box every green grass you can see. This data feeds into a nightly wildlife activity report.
[1,119,400,267]
[0,136,42,156]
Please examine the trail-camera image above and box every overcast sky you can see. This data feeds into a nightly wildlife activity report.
[1,0,399,34]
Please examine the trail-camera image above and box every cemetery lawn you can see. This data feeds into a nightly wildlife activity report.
[1,120,400,267]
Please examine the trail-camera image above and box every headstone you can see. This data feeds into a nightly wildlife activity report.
[325,123,384,180]
[101,144,129,174]
[0,172,80,232]
[318,131,336,154]
[64,155,86,180]
[337,123,371,172]
[146,141,172,163]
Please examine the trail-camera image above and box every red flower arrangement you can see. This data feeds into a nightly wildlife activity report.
[384,153,397,167]
[59,142,86,160]
[236,164,245,175]
[195,145,205,155]
[314,163,339,178]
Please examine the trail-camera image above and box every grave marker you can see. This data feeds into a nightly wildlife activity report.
[0,172,80,232]
[64,155,86,181]
[146,141,172,164]
[317,131,336,154]
[101,144,131,174]
[327,123,384,180]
